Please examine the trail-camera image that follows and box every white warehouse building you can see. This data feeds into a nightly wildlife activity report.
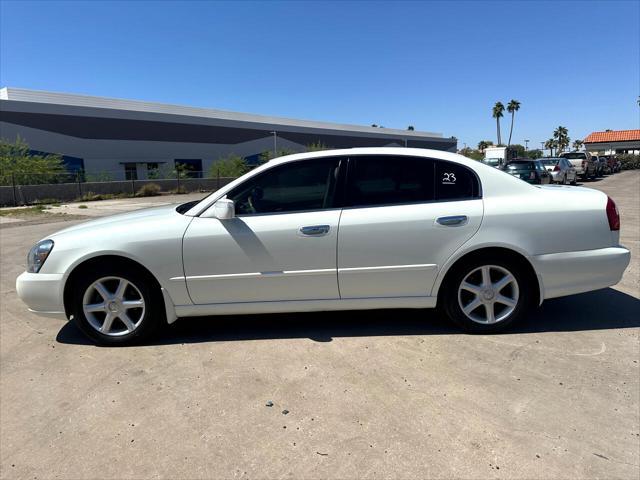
[0,88,457,180]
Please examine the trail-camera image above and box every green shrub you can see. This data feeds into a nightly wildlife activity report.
[210,155,250,178]
[169,186,187,194]
[618,154,640,170]
[136,183,161,197]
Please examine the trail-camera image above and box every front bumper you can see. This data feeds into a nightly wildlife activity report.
[532,246,631,300]
[16,272,67,319]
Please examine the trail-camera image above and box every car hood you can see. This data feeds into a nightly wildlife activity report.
[48,204,184,238]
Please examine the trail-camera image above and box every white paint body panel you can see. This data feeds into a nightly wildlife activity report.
[182,210,341,304]
[337,200,482,298]
[15,148,630,323]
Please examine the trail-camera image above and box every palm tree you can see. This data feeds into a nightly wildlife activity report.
[544,138,558,157]
[506,100,521,146]
[572,139,584,151]
[553,126,570,153]
[492,102,505,145]
[477,140,493,152]
[407,125,415,131]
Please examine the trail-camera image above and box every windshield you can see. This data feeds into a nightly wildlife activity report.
[540,159,560,166]
[483,158,502,166]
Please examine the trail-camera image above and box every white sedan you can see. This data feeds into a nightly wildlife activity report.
[16,148,630,345]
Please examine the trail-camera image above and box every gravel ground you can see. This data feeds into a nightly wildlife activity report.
[1,172,638,479]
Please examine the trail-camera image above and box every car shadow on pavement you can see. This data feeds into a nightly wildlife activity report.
[56,287,640,346]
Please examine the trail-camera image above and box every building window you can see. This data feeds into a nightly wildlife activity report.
[124,163,138,180]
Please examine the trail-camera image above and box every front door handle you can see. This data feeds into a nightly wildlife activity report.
[436,215,468,226]
[299,225,330,236]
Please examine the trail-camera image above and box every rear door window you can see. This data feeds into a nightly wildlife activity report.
[347,156,434,207]
[434,160,480,200]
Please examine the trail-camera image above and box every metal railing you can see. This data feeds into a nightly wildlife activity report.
[0,169,238,207]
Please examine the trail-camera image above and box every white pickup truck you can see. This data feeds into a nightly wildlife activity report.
[559,152,597,180]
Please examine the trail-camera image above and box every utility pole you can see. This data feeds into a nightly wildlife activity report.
[540,141,545,155]
[270,131,277,157]
[524,139,529,151]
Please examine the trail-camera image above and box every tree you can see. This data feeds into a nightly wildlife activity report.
[477,140,493,152]
[210,154,250,178]
[260,148,296,162]
[553,126,570,153]
[492,102,505,145]
[407,125,415,131]
[525,149,543,159]
[458,147,484,161]
[544,138,558,157]
[0,136,65,185]
[572,139,584,151]
[506,99,521,146]
[306,142,329,152]
[510,144,526,157]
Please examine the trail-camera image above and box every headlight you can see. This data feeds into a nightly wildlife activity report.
[27,240,54,273]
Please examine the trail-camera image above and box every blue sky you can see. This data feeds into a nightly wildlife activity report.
[1,0,638,151]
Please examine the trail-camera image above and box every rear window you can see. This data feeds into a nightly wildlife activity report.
[540,159,560,166]
[506,161,534,170]
[561,152,586,159]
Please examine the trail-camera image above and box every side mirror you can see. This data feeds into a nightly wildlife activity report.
[212,199,235,220]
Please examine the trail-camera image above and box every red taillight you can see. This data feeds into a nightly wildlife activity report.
[606,196,620,231]
[553,165,560,171]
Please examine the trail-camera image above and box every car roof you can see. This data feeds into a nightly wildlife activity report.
[264,147,470,167]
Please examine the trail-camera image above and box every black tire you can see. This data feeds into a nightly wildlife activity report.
[70,264,164,345]
[441,255,533,334]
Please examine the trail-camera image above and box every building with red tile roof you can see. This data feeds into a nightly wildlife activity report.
[584,129,640,155]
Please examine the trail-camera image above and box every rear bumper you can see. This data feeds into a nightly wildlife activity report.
[15,272,67,319]
[532,247,631,300]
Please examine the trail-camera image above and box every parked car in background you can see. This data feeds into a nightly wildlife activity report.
[559,152,596,180]
[503,159,552,184]
[601,154,621,173]
[540,157,577,185]
[16,148,630,345]
[592,155,610,176]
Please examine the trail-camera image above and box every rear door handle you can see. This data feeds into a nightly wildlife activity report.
[299,225,330,236]
[436,215,468,226]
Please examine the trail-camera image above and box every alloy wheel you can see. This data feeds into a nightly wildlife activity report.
[82,276,146,336]
[457,265,519,324]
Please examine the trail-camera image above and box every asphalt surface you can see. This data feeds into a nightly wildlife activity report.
[1,173,638,479]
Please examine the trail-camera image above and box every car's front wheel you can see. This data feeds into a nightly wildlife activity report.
[70,266,163,345]
[442,258,532,333]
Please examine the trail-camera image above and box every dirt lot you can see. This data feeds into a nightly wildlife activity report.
[1,174,638,479]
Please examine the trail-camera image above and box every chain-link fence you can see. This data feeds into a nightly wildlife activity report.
[0,169,238,206]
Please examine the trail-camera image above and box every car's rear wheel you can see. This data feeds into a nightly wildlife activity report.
[442,257,532,333]
[70,266,163,345]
